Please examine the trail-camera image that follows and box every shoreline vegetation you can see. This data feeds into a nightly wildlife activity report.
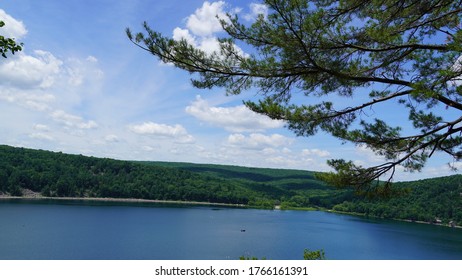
[0,191,246,208]
[1,191,460,229]
[325,209,462,229]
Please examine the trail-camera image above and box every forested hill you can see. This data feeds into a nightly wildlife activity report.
[333,175,462,225]
[0,144,341,207]
[1,145,461,225]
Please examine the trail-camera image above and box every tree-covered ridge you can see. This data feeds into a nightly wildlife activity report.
[0,145,254,204]
[144,161,344,209]
[333,175,462,225]
[0,145,336,207]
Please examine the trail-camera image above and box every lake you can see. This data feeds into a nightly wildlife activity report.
[1,199,461,260]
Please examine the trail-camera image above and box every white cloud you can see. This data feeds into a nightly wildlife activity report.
[172,27,197,45]
[104,134,119,143]
[0,88,55,111]
[24,100,50,111]
[129,121,195,143]
[28,124,53,141]
[171,1,246,56]
[28,132,54,141]
[66,55,104,87]
[355,145,385,163]
[451,161,462,170]
[33,124,50,131]
[142,145,155,152]
[265,156,300,167]
[450,55,462,86]
[186,1,228,37]
[186,96,285,132]
[51,110,98,129]
[173,29,242,55]
[86,56,98,63]
[0,50,63,89]
[243,3,268,21]
[177,134,196,144]
[302,148,331,158]
[0,11,101,92]
[198,37,222,54]
[390,161,462,182]
[198,135,332,171]
[226,133,292,150]
[0,9,27,39]
[428,160,461,174]
[130,122,185,136]
[262,147,277,155]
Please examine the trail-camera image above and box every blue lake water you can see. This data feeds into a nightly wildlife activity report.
[1,199,461,260]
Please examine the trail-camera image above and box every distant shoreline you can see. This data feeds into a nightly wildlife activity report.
[326,209,462,229]
[0,194,247,208]
[2,194,461,229]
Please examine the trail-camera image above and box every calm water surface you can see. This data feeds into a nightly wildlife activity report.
[1,199,461,260]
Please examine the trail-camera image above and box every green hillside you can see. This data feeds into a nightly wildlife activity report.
[142,161,349,209]
[0,145,339,208]
[333,175,462,225]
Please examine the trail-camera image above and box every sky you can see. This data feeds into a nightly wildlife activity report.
[0,0,460,181]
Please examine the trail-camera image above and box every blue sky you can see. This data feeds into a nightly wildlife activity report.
[1,0,460,181]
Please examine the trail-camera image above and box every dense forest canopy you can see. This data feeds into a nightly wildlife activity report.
[1,145,461,225]
[0,145,338,207]
[127,0,462,195]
